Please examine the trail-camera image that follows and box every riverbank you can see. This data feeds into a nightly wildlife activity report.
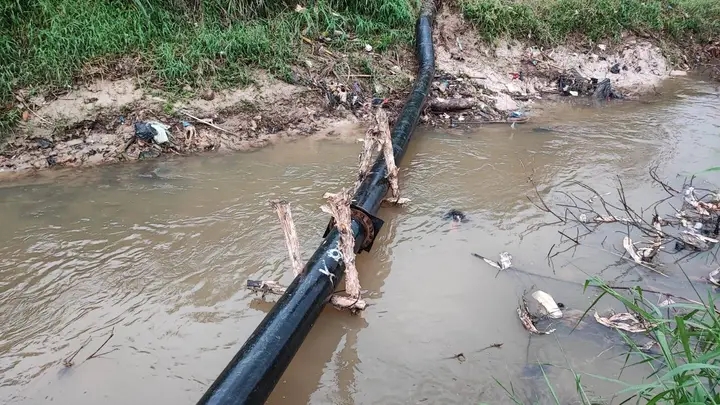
[1,0,718,176]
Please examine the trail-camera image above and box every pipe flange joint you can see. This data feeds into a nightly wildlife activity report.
[322,204,384,253]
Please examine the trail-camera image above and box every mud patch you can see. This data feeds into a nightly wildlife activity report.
[0,73,366,177]
[425,9,673,127]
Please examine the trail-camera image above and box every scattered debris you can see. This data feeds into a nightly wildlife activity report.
[425,71,506,127]
[623,236,652,264]
[537,168,720,274]
[429,97,477,112]
[133,122,160,143]
[150,122,170,144]
[557,70,623,100]
[183,122,197,147]
[443,209,468,222]
[179,110,238,137]
[658,294,676,308]
[382,197,411,206]
[704,268,720,287]
[247,279,288,297]
[594,311,654,333]
[518,296,555,335]
[531,290,563,319]
[62,328,117,367]
[473,252,512,271]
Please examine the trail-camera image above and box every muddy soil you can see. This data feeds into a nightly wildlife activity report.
[0,7,710,178]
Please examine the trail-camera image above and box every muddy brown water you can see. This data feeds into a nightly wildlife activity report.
[1,78,719,404]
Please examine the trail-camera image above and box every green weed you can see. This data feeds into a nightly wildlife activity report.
[0,0,417,136]
[460,0,720,45]
[579,276,720,404]
[497,276,720,404]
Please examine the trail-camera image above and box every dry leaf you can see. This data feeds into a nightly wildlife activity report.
[707,269,720,287]
[517,300,555,335]
[623,236,643,264]
[594,311,653,333]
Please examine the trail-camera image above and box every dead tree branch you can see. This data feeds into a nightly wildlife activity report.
[86,328,115,360]
[321,189,367,312]
[270,199,303,276]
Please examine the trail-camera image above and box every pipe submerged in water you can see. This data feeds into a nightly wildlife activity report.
[197,3,436,404]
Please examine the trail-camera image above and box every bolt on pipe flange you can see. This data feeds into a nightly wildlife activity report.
[322,204,384,253]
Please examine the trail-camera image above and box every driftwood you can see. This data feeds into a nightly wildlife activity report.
[321,189,366,311]
[270,200,303,276]
[179,110,239,137]
[354,121,381,193]
[376,108,401,200]
[247,280,288,297]
[429,97,477,112]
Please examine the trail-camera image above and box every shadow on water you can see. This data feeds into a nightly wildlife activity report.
[0,77,719,404]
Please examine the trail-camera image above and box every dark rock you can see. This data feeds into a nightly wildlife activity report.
[610,63,621,74]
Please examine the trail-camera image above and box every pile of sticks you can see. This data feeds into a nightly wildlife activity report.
[248,108,409,313]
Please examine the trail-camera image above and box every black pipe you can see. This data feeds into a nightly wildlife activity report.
[197,3,436,404]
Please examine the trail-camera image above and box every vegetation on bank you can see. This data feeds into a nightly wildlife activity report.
[1,0,719,134]
[0,0,418,133]
[501,277,720,404]
[461,0,720,45]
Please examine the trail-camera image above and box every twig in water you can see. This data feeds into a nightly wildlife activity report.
[443,353,466,363]
[527,178,566,224]
[649,165,679,196]
[354,122,380,193]
[376,108,400,199]
[63,337,91,367]
[270,200,303,276]
[86,328,115,360]
[474,342,504,353]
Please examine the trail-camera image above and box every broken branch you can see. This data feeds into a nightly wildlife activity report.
[270,199,303,276]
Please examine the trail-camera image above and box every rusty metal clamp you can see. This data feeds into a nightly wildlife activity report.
[322,204,384,253]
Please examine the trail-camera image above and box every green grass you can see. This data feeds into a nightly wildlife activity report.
[581,277,720,404]
[3,0,720,135]
[459,0,720,45]
[0,0,417,134]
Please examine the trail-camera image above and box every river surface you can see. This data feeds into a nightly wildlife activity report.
[1,78,719,404]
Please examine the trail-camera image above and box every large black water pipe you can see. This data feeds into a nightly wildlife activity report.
[197,3,436,404]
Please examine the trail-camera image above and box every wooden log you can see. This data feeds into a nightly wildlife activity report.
[430,97,477,112]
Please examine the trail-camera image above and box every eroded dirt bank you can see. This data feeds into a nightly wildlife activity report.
[0,8,711,178]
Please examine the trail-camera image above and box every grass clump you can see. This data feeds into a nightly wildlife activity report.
[0,0,417,134]
[459,0,720,45]
[495,276,720,404]
[581,277,720,404]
